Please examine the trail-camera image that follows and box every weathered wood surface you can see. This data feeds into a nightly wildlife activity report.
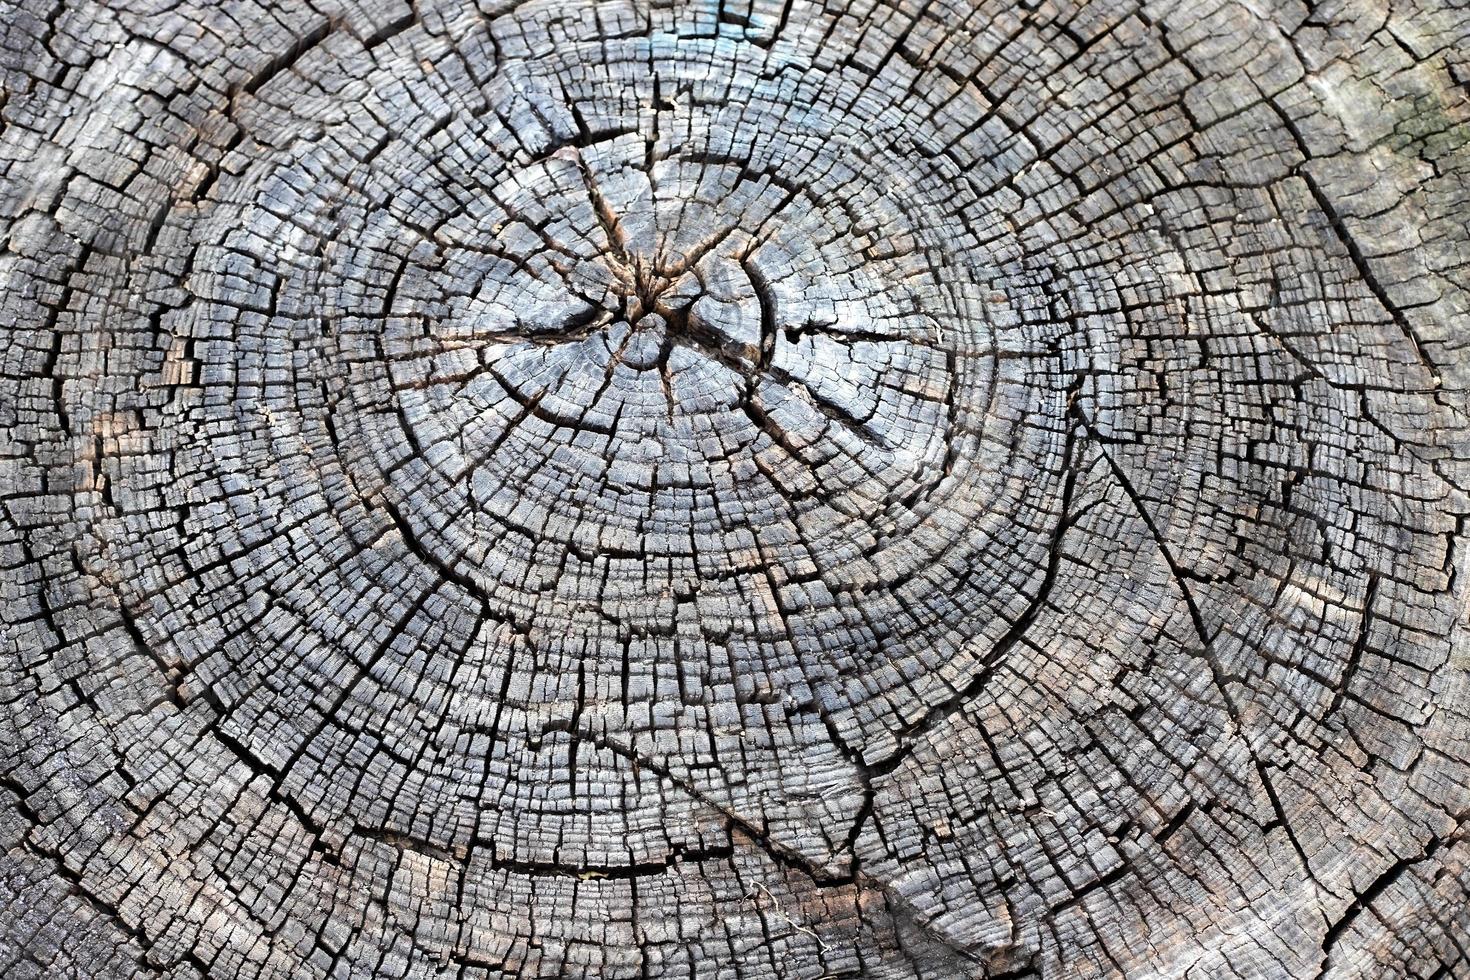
[3,0,1470,976]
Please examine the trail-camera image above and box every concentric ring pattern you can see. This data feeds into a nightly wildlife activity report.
[3,0,1470,977]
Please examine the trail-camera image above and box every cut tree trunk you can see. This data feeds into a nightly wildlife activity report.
[3,0,1470,977]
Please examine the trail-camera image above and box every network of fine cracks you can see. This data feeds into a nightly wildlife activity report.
[2,0,1470,978]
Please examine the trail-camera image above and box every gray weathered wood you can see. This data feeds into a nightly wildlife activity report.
[3,0,1470,976]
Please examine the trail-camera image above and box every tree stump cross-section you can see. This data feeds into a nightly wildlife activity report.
[2,0,1470,977]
